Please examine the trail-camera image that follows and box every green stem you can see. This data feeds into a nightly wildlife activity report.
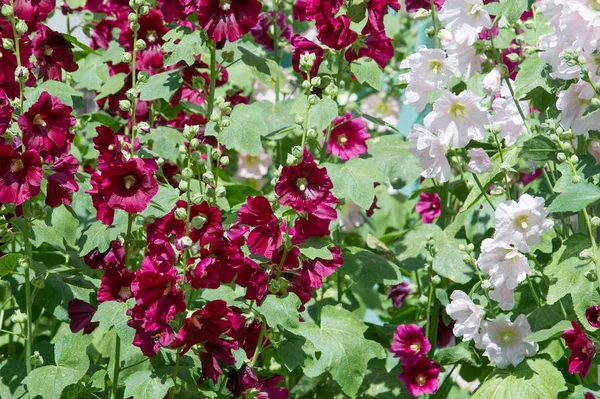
[9,0,23,114]
[129,8,139,156]
[300,75,312,150]
[207,41,217,118]
[320,49,345,162]
[472,174,495,211]
[250,318,267,367]
[22,201,32,375]
[429,0,440,47]
[112,335,121,399]
[272,6,281,103]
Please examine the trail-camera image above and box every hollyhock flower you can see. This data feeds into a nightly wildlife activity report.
[118,10,169,70]
[416,192,441,224]
[389,282,411,308]
[360,95,400,132]
[97,269,135,303]
[128,305,175,357]
[0,146,42,206]
[586,305,600,328]
[405,0,444,12]
[518,169,543,186]
[467,148,493,174]
[188,238,241,289]
[408,125,451,183]
[46,154,79,207]
[237,151,271,179]
[183,200,224,246]
[563,321,596,377]
[391,324,431,364]
[585,393,596,399]
[275,150,334,213]
[172,300,240,355]
[446,290,482,342]
[196,0,262,42]
[251,12,292,51]
[33,24,77,81]
[491,96,530,145]
[316,15,358,50]
[362,0,400,34]
[398,356,440,397]
[93,125,127,171]
[67,299,99,335]
[0,90,13,138]
[292,195,338,241]
[198,341,238,383]
[0,20,34,98]
[424,90,489,149]
[399,47,458,112]
[483,66,503,95]
[158,0,196,22]
[293,0,344,21]
[437,314,455,348]
[12,0,56,22]
[326,113,370,161]
[146,225,177,269]
[557,79,600,136]
[589,140,600,165]
[87,172,115,225]
[237,196,283,258]
[100,158,159,215]
[540,38,596,81]
[494,194,554,253]
[302,247,343,289]
[443,38,485,79]
[475,315,538,368]
[346,31,394,69]
[236,259,270,303]
[18,92,75,161]
[438,0,492,45]
[227,365,289,399]
[291,35,324,79]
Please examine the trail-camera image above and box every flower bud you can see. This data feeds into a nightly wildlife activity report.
[31,351,44,367]
[209,112,220,123]
[183,124,200,141]
[586,268,597,282]
[481,280,492,290]
[189,138,200,149]
[129,21,140,31]
[310,76,321,87]
[215,186,227,198]
[591,216,600,229]
[299,52,316,72]
[287,153,299,166]
[324,83,338,97]
[119,99,131,111]
[418,295,428,305]
[137,71,149,83]
[174,207,187,221]
[31,274,45,289]
[570,155,579,164]
[192,215,206,230]
[11,309,26,324]
[221,117,231,127]
[301,80,311,90]
[1,4,13,17]
[134,39,146,51]
[490,186,505,196]
[211,149,221,160]
[308,94,319,106]
[137,121,150,134]
[414,8,431,20]
[557,153,567,162]
[182,167,193,179]
[431,275,441,285]
[15,20,28,34]
[563,142,573,152]
[220,155,229,166]
[128,12,138,22]
[18,257,30,270]
[572,175,583,184]
[121,52,133,63]
[202,171,215,184]
[130,0,145,8]
[205,186,215,197]
[192,193,204,205]
[218,101,231,111]
[307,129,317,140]
[178,236,193,249]
[139,5,149,14]
[178,180,189,191]
[506,52,520,63]
[294,115,304,125]
[2,38,13,50]
[14,67,29,82]
[125,88,138,100]
[580,248,595,260]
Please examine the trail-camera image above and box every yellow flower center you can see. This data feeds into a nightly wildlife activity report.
[429,60,444,74]
[449,102,467,118]
[297,177,308,192]
[33,114,47,127]
[10,159,23,173]
[337,134,348,146]
[410,342,421,353]
[416,375,426,386]
[219,0,231,10]
[123,175,136,190]
[515,214,529,230]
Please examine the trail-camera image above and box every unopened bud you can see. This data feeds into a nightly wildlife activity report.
[118,99,131,111]
[591,216,600,229]
[586,268,597,282]
[182,167,193,179]
[570,155,579,164]
[121,52,133,63]
[2,38,13,50]
[294,115,304,125]
[221,117,231,127]
[192,193,204,205]
[1,4,13,17]
[174,207,187,220]
[481,280,492,290]
[31,351,43,367]
[14,67,29,82]
[11,309,26,324]
[189,138,200,149]
[137,122,150,134]
[418,295,428,305]
[287,153,299,166]
[310,76,321,87]
[178,180,189,191]
[211,149,221,160]
[139,5,149,14]
[308,94,319,106]
[220,155,229,166]
[125,88,138,100]
[137,71,149,83]
[15,20,27,35]
[215,186,227,198]
[127,12,138,22]
[557,153,567,162]
[307,129,317,140]
[202,171,215,184]
[506,53,520,63]
[192,216,206,230]
[178,236,193,249]
[129,21,140,31]
[580,248,594,260]
[572,175,583,184]
[490,186,505,196]
[134,39,146,51]
[431,275,441,285]
[414,8,431,21]
[209,113,220,123]
[183,124,200,141]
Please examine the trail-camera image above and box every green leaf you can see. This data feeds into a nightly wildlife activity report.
[63,33,98,55]
[139,126,186,162]
[553,156,600,193]
[297,306,385,397]
[520,135,558,162]
[548,183,600,213]
[80,220,128,255]
[238,46,286,85]
[208,103,269,155]
[525,320,572,343]
[307,98,338,133]
[73,53,110,91]
[139,69,183,102]
[66,0,86,7]
[258,293,301,331]
[92,299,136,343]
[30,206,79,250]
[95,73,127,100]
[298,237,333,260]
[24,81,84,110]
[123,371,175,399]
[24,332,93,399]
[0,253,22,278]
[350,58,382,90]
[433,342,480,366]
[140,184,180,219]
[558,233,591,263]
[341,247,402,289]
[472,358,566,399]
[499,0,528,24]
[162,27,204,67]
[365,134,421,187]
[325,158,386,209]
[0,359,27,399]
[514,55,551,100]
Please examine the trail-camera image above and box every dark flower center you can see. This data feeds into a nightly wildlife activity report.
[10,159,23,173]
[123,175,136,189]
[416,375,426,386]
[296,177,308,192]
[33,114,47,127]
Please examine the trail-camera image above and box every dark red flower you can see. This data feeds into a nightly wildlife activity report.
[0,145,42,206]
[67,299,99,335]
[416,192,441,224]
[12,0,56,22]
[586,305,600,328]
[146,224,177,270]
[188,237,242,289]
[251,11,293,52]
[0,20,34,98]
[563,320,596,378]
[302,246,343,289]
[93,125,127,171]
[87,172,115,225]
[292,194,338,242]
[275,149,334,213]
[345,31,394,69]
[33,24,77,81]
[163,200,223,247]
[84,240,126,270]
[316,16,358,50]
[100,158,159,214]
[119,10,169,70]
[198,341,237,383]
[391,324,431,365]
[362,0,400,34]
[236,259,270,304]
[388,282,411,308]
[98,269,135,303]
[237,196,283,258]
[0,90,13,137]
[326,113,370,161]
[171,300,240,355]
[18,91,75,161]
[46,154,79,207]
[292,0,343,22]
[436,313,454,349]
[196,0,262,42]
[291,35,324,79]
[128,305,175,357]
[158,0,196,22]
[405,0,443,12]
[398,356,440,397]
[227,365,289,399]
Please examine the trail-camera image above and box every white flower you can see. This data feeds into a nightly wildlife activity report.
[399,46,459,112]
[491,96,529,146]
[237,151,272,180]
[467,148,493,174]
[557,79,600,135]
[444,39,486,79]
[446,290,483,342]
[482,66,503,95]
[477,238,530,310]
[438,0,492,45]
[424,90,489,148]
[494,194,554,252]
[589,140,600,164]
[539,35,596,80]
[408,125,451,183]
[475,315,538,368]
[360,95,401,133]
[560,0,600,53]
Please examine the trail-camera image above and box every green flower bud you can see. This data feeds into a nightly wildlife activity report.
[580,249,595,260]
[11,309,27,324]
[572,175,582,184]
[294,115,304,125]
[570,155,579,163]
[221,117,231,127]
[192,215,207,230]
[178,180,189,191]
[205,186,215,197]
[586,268,597,282]
[202,171,215,184]
[215,186,227,198]
[14,67,29,82]
[137,121,150,134]
[220,156,229,166]
[301,80,311,90]
[431,275,441,285]
[121,52,133,63]
[134,39,146,51]
[192,193,204,205]
[125,88,138,100]
[178,236,193,249]
[19,257,30,270]
[2,38,13,50]
[129,21,140,31]
[190,138,201,149]
[209,112,220,123]
[307,129,317,140]
[310,76,321,87]
[182,167,194,179]
[481,280,492,290]
[591,216,600,229]
[183,124,200,141]
[557,152,567,162]
[31,351,44,367]
[174,207,187,221]
[211,149,221,160]
[137,71,149,83]
[287,153,299,166]
[308,94,319,106]
[15,20,28,35]
[1,4,13,17]
[128,12,138,22]
[118,99,131,111]
[139,5,149,15]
